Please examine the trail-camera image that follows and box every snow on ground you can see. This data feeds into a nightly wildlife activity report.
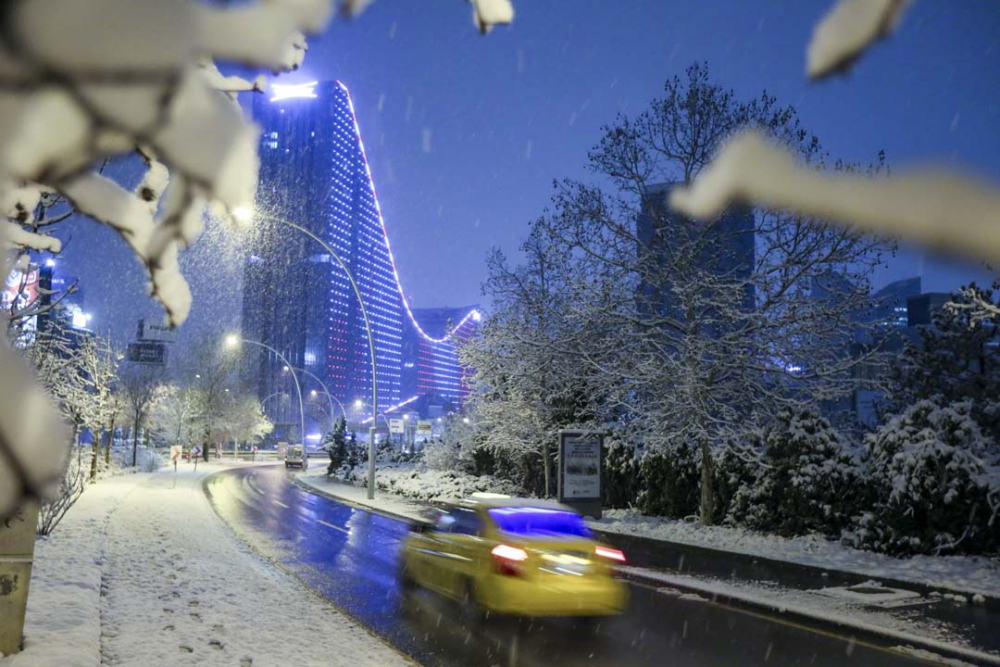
[303,460,520,510]
[2,462,411,667]
[633,568,1000,666]
[594,509,1000,599]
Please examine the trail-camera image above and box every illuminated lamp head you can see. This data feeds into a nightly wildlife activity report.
[270,81,318,102]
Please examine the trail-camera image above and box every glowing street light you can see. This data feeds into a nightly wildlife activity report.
[235,206,380,498]
[226,335,305,456]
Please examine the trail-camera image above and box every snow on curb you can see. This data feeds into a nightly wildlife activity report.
[594,509,1000,600]
[623,567,1000,667]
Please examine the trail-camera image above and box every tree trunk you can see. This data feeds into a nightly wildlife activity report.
[542,440,551,498]
[699,438,714,525]
[132,413,140,468]
[104,417,115,468]
[89,428,100,483]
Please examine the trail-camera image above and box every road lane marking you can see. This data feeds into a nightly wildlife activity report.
[273,499,289,508]
[317,519,350,534]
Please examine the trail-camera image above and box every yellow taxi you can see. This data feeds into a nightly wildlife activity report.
[399,497,628,619]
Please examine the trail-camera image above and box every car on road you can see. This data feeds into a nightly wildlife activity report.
[400,497,628,619]
[284,444,307,469]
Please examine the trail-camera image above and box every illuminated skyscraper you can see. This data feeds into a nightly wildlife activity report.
[242,80,478,434]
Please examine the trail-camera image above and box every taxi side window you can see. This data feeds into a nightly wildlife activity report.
[451,509,482,536]
[434,511,456,532]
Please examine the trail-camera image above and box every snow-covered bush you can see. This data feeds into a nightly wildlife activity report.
[424,415,477,473]
[637,441,700,519]
[727,409,862,537]
[603,434,641,509]
[852,400,1000,556]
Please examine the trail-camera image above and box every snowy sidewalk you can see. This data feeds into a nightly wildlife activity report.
[2,464,411,667]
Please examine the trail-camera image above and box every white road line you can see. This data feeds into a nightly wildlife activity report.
[273,499,289,508]
[317,519,350,534]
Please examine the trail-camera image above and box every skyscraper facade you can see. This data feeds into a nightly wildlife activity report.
[242,81,477,436]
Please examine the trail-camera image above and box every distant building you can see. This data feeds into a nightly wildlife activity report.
[401,306,480,410]
[869,276,921,330]
[242,80,478,437]
[636,182,755,319]
[906,292,952,327]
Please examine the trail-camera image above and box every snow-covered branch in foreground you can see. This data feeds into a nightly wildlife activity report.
[670,131,1000,265]
[807,0,910,80]
[470,0,515,34]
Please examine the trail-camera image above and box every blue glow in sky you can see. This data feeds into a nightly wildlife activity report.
[58,1,1000,342]
[307,0,999,307]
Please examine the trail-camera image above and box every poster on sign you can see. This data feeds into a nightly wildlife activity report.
[557,430,604,519]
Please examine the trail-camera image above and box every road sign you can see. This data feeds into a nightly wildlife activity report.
[191,445,203,459]
[127,341,167,365]
[389,418,404,434]
[417,420,432,436]
[170,445,182,461]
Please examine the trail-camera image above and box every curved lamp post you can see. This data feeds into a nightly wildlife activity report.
[235,207,379,499]
[225,335,306,462]
[293,366,347,426]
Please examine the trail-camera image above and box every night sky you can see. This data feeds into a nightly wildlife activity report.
[57,0,1000,346]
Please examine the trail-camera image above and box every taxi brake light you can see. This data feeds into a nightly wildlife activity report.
[595,546,626,562]
[491,544,528,561]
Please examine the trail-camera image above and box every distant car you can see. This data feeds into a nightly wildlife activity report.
[400,497,628,619]
[284,444,307,469]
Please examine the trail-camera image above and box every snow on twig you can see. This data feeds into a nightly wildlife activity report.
[670,131,1000,265]
[0,220,62,253]
[807,0,911,80]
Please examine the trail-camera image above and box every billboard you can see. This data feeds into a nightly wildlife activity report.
[416,420,432,436]
[557,430,604,519]
[2,267,40,313]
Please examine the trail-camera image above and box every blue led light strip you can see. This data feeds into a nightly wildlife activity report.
[337,81,481,344]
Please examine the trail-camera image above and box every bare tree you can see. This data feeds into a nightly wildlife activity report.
[470,63,888,522]
[120,364,163,468]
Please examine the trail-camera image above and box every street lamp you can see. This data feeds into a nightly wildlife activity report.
[225,335,306,459]
[290,366,347,427]
[237,208,379,499]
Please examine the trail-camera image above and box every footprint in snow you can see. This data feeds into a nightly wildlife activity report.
[179,645,193,653]
[209,639,224,650]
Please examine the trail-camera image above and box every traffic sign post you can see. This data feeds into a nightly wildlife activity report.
[170,445,182,472]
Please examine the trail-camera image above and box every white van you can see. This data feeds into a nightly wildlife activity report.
[284,444,307,469]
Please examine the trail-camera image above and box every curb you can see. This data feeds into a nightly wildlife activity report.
[589,527,1000,613]
[289,474,432,523]
[620,567,1000,667]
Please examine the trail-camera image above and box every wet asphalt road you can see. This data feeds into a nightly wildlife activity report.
[204,465,935,667]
